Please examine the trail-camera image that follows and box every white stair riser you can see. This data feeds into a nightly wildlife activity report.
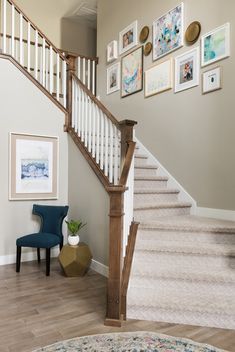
[127,306,235,330]
[134,158,148,166]
[134,206,191,220]
[134,192,178,205]
[132,252,235,274]
[137,229,235,245]
[134,168,158,177]
[134,180,167,189]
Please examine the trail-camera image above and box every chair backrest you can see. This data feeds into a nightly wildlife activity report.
[33,204,69,239]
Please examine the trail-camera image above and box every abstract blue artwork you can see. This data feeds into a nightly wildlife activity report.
[153,3,184,61]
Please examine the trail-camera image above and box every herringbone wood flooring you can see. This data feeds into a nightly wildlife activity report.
[0,259,234,352]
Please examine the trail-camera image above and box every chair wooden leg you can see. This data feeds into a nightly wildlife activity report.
[37,248,41,263]
[16,246,21,273]
[46,248,50,276]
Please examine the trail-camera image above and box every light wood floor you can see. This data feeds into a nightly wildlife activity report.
[0,259,234,352]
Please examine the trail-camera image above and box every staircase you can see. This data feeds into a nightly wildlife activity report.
[127,142,235,330]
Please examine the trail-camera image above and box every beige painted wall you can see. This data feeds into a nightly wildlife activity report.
[0,58,68,257]
[97,0,235,211]
[14,0,96,56]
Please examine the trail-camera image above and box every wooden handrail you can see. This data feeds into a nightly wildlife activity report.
[6,0,69,64]
[121,222,139,320]
[71,73,120,128]
[60,49,99,63]
[119,141,136,186]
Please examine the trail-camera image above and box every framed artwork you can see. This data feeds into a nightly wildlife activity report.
[121,46,143,98]
[119,20,138,55]
[9,133,58,200]
[107,40,118,63]
[202,66,222,94]
[153,3,184,61]
[201,23,230,67]
[175,47,200,93]
[107,62,120,95]
[145,59,173,97]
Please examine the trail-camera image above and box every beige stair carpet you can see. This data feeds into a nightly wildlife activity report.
[127,145,235,330]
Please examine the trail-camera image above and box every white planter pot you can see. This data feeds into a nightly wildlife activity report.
[68,235,80,246]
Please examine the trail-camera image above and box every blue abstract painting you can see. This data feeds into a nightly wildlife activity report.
[153,3,184,60]
[21,159,49,180]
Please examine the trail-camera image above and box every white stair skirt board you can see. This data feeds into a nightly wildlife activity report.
[127,141,235,329]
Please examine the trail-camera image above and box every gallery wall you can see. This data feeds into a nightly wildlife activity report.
[0,58,68,260]
[97,0,235,211]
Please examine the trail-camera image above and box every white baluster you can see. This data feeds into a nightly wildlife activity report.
[113,126,119,185]
[88,97,92,152]
[62,60,67,108]
[104,116,109,177]
[72,78,75,128]
[81,90,85,142]
[77,56,81,79]
[87,59,91,90]
[11,4,15,57]
[49,46,53,94]
[74,82,78,132]
[84,94,88,147]
[39,45,43,84]
[35,30,38,80]
[82,58,86,85]
[109,121,114,183]
[77,83,81,136]
[92,102,96,158]
[42,38,46,87]
[95,105,100,164]
[3,0,6,53]
[27,22,31,72]
[56,53,60,101]
[19,13,23,65]
[100,111,104,170]
[92,60,96,95]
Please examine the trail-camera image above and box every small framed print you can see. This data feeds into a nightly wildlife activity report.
[107,62,120,95]
[145,59,173,97]
[201,23,230,67]
[202,66,222,94]
[175,47,200,93]
[119,20,138,55]
[107,40,118,63]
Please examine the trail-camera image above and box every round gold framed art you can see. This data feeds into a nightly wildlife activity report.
[185,21,201,45]
[139,26,149,43]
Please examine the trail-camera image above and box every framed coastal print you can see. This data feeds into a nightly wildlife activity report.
[107,62,120,94]
[175,47,200,93]
[121,46,143,98]
[107,40,118,63]
[119,20,138,55]
[9,133,58,200]
[201,23,230,67]
[153,3,184,61]
[145,59,173,97]
[202,66,222,94]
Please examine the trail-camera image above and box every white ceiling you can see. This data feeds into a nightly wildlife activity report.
[64,0,97,28]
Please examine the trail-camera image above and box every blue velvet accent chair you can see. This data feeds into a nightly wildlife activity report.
[16,204,69,276]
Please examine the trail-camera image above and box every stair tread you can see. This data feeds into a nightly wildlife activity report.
[134,188,180,194]
[134,202,192,210]
[134,165,158,170]
[139,215,235,233]
[134,176,168,181]
[134,154,148,159]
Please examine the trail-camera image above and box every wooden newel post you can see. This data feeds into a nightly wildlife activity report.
[119,119,137,173]
[65,53,77,131]
[105,185,126,327]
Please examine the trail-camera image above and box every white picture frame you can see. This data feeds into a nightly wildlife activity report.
[175,47,200,93]
[201,23,230,67]
[107,62,120,95]
[9,132,58,200]
[153,3,184,61]
[202,66,222,94]
[107,40,118,63]
[145,59,173,97]
[119,20,138,55]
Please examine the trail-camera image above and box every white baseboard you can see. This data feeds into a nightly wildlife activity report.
[196,207,235,221]
[90,259,109,277]
[0,249,109,278]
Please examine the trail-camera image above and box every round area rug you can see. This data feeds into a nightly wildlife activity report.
[34,331,228,352]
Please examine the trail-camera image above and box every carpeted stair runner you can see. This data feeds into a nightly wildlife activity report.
[127,144,235,329]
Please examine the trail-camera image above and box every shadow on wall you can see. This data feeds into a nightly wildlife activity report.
[60,17,97,57]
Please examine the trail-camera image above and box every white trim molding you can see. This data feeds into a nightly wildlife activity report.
[196,207,235,221]
[90,259,109,277]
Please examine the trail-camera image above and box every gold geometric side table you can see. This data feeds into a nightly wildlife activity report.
[58,243,92,277]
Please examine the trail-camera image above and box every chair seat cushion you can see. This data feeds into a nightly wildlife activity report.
[16,233,61,248]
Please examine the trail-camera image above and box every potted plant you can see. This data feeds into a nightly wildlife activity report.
[65,219,86,246]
